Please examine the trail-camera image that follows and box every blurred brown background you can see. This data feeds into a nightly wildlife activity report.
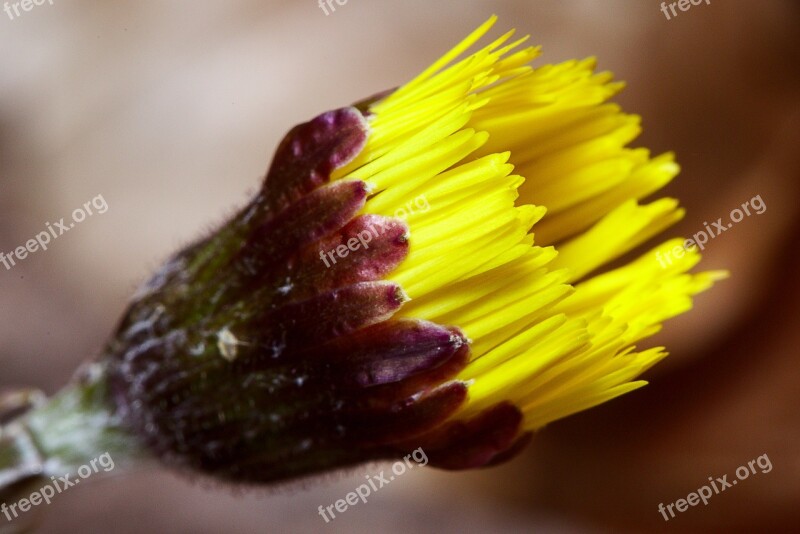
[1,1,798,532]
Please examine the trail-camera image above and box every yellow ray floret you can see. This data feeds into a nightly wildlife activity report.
[331,15,725,431]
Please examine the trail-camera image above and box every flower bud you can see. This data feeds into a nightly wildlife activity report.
[105,108,513,483]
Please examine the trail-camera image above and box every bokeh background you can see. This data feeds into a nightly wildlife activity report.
[2,0,798,532]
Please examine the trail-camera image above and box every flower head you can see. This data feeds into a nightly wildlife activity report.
[105,16,724,483]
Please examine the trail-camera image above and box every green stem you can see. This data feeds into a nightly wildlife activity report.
[1,362,151,507]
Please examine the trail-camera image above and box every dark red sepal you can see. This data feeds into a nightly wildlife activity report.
[396,402,526,470]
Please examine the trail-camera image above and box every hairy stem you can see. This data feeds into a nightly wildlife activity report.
[1,362,150,508]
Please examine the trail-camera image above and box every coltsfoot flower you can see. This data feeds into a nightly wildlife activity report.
[2,16,725,491]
